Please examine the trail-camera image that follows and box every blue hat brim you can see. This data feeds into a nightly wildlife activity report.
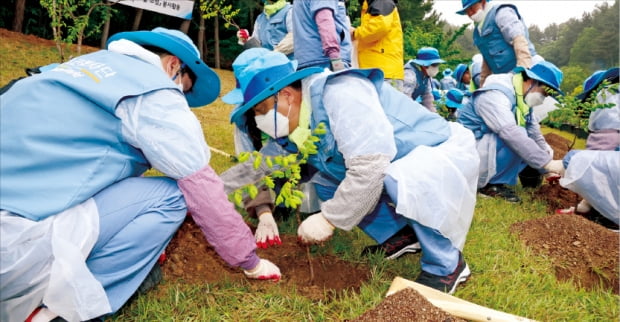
[107,31,220,107]
[577,67,619,101]
[229,67,324,125]
[412,58,445,66]
[514,66,564,95]
[446,101,463,109]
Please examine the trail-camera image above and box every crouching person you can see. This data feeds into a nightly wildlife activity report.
[222,48,480,294]
[0,28,280,322]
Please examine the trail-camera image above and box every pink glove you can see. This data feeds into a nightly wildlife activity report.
[243,258,281,281]
[237,29,249,45]
[255,212,281,249]
[297,212,334,244]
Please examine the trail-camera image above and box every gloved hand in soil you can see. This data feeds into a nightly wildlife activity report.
[243,258,281,281]
[297,212,335,244]
[543,159,565,176]
[255,212,282,249]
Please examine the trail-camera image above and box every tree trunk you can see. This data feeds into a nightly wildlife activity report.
[132,8,143,31]
[101,14,111,49]
[214,17,220,69]
[198,16,206,59]
[12,0,26,32]
[180,19,190,33]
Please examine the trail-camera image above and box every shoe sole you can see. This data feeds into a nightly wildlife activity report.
[448,263,471,295]
[477,192,520,203]
[386,242,422,260]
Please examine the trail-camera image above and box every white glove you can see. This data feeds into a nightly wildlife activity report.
[544,143,554,159]
[543,159,565,176]
[297,212,334,244]
[255,212,281,249]
[577,199,591,213]
[243,259,281,281]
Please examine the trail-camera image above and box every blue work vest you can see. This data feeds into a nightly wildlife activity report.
[0,50,178,221]
[302,69,451,182]
[404,61,430,101]
[256,4,292,53]
[457,83,517,140]
[474,4,536,74]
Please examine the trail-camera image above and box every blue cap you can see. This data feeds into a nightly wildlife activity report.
[222,48,323,126]
[457,0,484,15]
[513,61,564,95]
[445,88,465,109]
[412,47,445,67]
[443,68,453,77]
[107,27,220,107]
[454,64,469,83]
[577,67,619,101]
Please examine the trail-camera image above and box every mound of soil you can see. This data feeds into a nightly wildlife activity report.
[352,288,466,322]
[511,214,619,294]
[162,216,370,301]
[516,133,619,294]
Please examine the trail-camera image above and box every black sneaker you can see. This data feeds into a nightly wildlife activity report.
[478,184,521,203]
[361,225,421,260]
[415,252,470,295]
[137,263,162,294]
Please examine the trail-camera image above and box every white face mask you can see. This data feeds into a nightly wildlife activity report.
[470,9,485,23]
[426,65,439,78]
[255,106,290,139]
[525,92,545,107]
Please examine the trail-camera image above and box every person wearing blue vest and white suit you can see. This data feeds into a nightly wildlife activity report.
[457,61,565,203]
[0,28,281,322]
[293,0,352,71]
[558,67,619,229]
[440,68,457,91]
[222,47,480,294]
[403,47,445,112]
[236,0,294,59]
[457,0,541,87]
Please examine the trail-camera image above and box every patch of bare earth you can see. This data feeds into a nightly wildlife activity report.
[515,133,619,294]
[162,216,370,301]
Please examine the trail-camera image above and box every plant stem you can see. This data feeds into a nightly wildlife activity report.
[296,208,314,282]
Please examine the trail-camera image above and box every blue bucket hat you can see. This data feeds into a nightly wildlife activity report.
[107,27,220,107]
[412,47,445,67]
[454,63,469,83]
[513,61,564,95]
[577,67,619,101]
[443,68,453,77]
[457,0,484,15]
[223,48,323,125]
[445,88,465,109]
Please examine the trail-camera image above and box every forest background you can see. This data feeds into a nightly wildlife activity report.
[1,0,618,95]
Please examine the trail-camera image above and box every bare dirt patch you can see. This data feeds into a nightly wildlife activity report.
[516,133,619,294]
[163,216,370,301]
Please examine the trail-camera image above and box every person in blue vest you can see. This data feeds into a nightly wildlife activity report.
[440,68,457,90]
[222,48,480,294]
[0,28,281,322]
[445,88,467,122]
[236,0,294,59]
[457,61,565,203]
[403,47,445,112]
[557,67,619,230]
[453,63,472,92]
[456,0,540,87]
[293,0,352,71]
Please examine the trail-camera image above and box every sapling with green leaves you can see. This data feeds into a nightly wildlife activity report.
[547,81,617,132]
[229,122,326,212]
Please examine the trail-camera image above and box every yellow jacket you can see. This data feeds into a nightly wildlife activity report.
[353,0,404,80]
